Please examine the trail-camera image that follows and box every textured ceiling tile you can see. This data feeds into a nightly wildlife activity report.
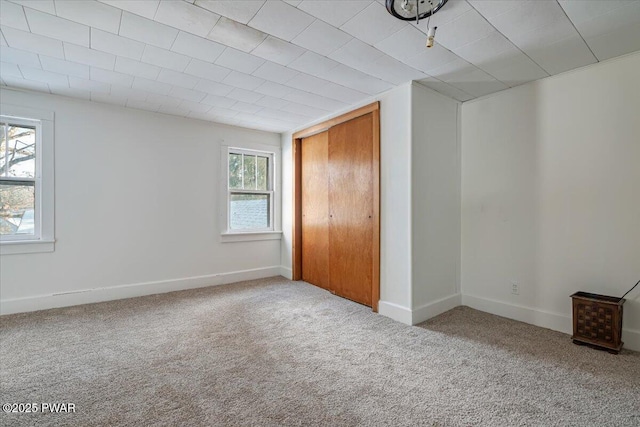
[247,0,315,41]
[291,19,352,56]
[201,93,236,108]
[254,80,295,97]
[9,0,56,15]
[184,59,231,82]
[375,25,429,61]
[54,0,122,34]
[283,88,347,111]
[170,31,226,63]
[425,57,474,80]
[157,68,199,89]
[64,42,116,69]
[169,85,207,102]
[487,0,567,41]
[207,17,267,53]
[98,0,160,20]
[0,61,23,78]
[178,99,211,113]
[366,54,427,84]
[405,44,462,73]
[227,88,262,103]
[251,36,305,66]
[452,31,518,66]
[320,64,393,95]
[140,45,191,72]
[194,0,266,25]
[435,9,495,50]
[297,1,371,27]
[40,55,89,78]
[524,34,597,75]
[252,61,298,84]
[563,1,640,40]
[340,2,406,45]
[114,56,161,80]
[90,28,145,61]
[131,76,172,95]
[467,0,524,20]
[280,101,328,118]
[477,51,548,87]
[0,1,29,31]
[69,75,111,93]
[89,67,134,88]
[1,75,51,92]
[154,0,220,38]
[24,7,89,47]
[286,73,330,94]
[328,38,384,74]
[585,22,640,61]
[194,78,234,96]
[0,45,41,67]
[214,47,264,74]
[119,12,178,49]
[254,95,289,109]
[222,71,265,90]
[320,82,368,104]
[230,101,262,113]
[2,25,65,58]
[19,65,69,86]
[288,51,340,76]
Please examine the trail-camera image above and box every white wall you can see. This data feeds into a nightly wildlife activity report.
[0,88,282,314]
[280,83,414,323]
[461,52,640,350]
[411,83,460,323]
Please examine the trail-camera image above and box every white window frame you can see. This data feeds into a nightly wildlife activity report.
[220,144,281,243]
[0,104,55,255]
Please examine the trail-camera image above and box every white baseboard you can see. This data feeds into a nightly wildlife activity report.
[0,266,282,315]
[279,266,293,280]
[378,300,413,325]
[462,294,640,352]
[412,293,462,325]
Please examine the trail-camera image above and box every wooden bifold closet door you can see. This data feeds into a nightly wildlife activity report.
[300,113,374,307]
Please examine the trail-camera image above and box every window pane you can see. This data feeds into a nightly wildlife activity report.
[0,182,35,235]
[243,155,256,190]
[6,125,36,178]
[230,193,269,230]
[229,153,242,189]
[0,123,7,176]
[256,156,268,191]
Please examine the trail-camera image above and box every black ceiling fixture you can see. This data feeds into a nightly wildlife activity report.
[385,0,449,23]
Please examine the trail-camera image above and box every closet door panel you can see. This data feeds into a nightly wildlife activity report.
[328,114,373,306]
[301,131,330,290]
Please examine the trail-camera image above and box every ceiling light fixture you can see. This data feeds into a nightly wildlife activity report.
[386,0,448,48]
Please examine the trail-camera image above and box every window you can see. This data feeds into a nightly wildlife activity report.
[1,118,38,239]
[227,148,274,232]
[0,105,54,255]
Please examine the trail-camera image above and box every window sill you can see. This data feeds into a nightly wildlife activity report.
[220,231,282,243]
[0,239,55,255]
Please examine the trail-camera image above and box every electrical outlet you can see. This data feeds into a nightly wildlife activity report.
[511,281,519,295]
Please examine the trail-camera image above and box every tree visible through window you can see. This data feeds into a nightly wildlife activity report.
[0,121,37,237]
[228,150,273,231]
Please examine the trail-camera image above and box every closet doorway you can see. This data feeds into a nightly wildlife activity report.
[292,102,380,311]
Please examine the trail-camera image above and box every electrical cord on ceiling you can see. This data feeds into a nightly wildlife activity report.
[620,279,640,300]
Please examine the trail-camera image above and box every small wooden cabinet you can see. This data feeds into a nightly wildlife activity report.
[571,292,624,354]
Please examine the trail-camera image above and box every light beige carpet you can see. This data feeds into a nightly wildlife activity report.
[1,277,638,426]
